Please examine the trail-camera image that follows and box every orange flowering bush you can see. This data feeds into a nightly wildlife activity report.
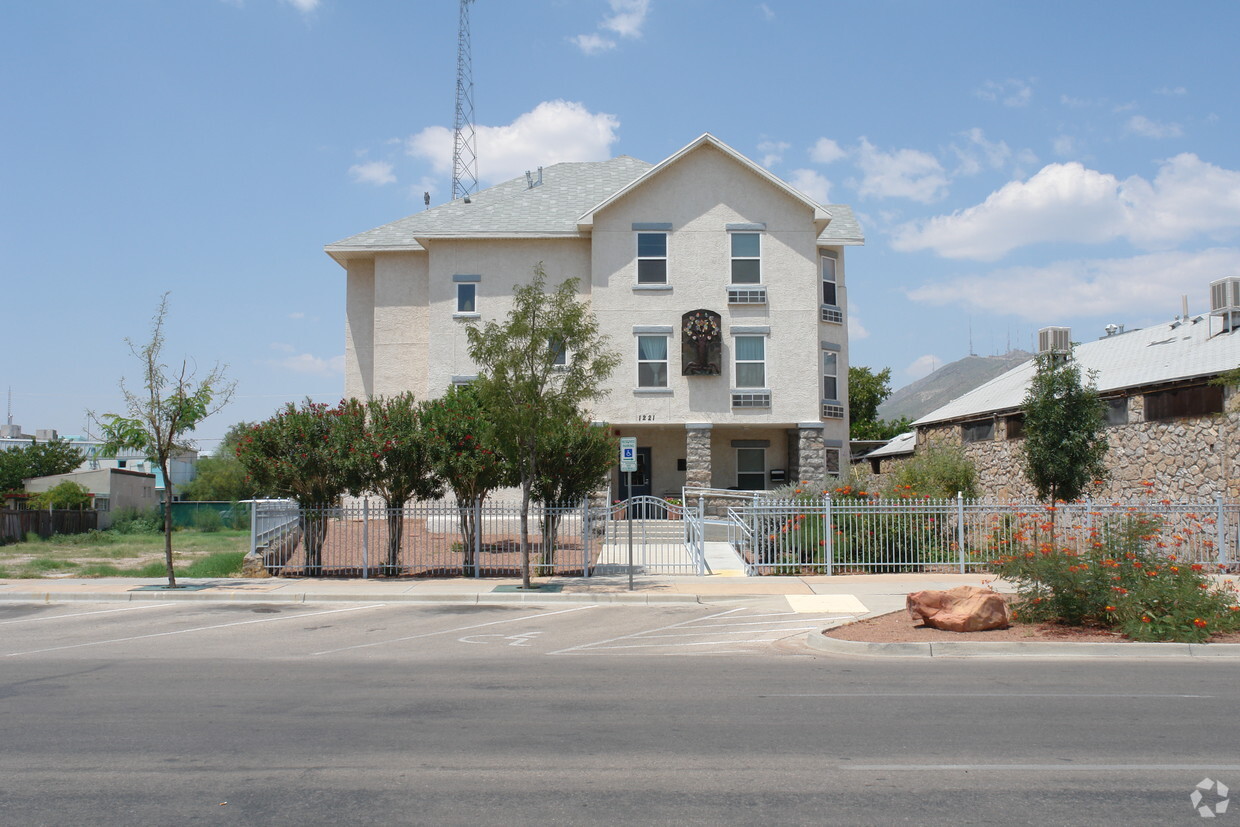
[989,513,1240,643]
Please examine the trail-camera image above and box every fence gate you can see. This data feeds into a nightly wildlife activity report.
[595,496,705,575]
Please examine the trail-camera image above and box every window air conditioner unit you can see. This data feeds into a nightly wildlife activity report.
[1210,277,1240,314]
[728,287,767,305]
[1037,326,1071,354]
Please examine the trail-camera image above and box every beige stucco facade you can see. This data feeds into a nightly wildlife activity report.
[331,135,862,499]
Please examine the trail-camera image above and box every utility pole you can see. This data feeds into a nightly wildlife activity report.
[452,0,479,201]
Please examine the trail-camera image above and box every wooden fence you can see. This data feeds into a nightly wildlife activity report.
[0,509,98,543]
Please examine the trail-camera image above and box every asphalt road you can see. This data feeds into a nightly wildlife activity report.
[2,601,1237,825]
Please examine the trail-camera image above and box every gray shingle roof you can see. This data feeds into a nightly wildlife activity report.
[817,205,864,245]
[326,156,653,251]
[913,316,1240,426]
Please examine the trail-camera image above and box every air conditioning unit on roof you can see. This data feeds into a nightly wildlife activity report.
[1037,326,1071,355]
[1210,277,1240,314]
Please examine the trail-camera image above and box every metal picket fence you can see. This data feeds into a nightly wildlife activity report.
[730,494,1240,576]
[248,495,707,578]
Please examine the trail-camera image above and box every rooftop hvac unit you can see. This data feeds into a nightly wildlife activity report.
[1037,326,1071,354]
[1210,277,1240,314]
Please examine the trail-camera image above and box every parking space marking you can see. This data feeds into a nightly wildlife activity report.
[0,603,175,625]
[4,604,388,657]
[311,604,598,655]
[550,608,841,655]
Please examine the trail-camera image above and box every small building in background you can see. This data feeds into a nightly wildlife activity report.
[23,468,157,529]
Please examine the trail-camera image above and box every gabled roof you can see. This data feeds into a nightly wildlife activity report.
[325,156,653,262]
[326,133,864,265]
[914,315,1240,427]
[865,431,916,459]
[576,133,834,229]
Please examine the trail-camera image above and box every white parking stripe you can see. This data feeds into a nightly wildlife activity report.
[4,604,388,657]
[311,604,599,655]
[0,603,175,625]
[548,607,746,655]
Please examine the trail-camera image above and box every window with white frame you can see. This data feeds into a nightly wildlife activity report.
[548,338,567,368]
[456,283,477,314]
[730,232,761,284]
[823,351,838,400]
[734,335,766,387]
[736,447,766,490]
[637,232,668,284]
[821,253,838,305]
[636,335,668,387]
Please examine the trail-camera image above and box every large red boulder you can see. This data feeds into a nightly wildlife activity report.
[906,586,1010,632]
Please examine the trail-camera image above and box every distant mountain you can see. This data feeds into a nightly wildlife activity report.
[878,351,1033,424]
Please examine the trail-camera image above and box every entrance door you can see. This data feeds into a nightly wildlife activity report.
[620,447,653,499]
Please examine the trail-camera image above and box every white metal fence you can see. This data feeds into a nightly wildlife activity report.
[248,496,706,578]
[728,493,1240,576]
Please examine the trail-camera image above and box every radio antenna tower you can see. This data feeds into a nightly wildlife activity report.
[452,0,479,201]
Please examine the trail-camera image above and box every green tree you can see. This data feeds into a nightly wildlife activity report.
[421,384,513,575]
[349,393,443,575]
[28,480,93,510]
[1020,348,1108,504]
[888,444,978,499]
[530,406,617,572]
[0,438,85,493]
[467,266,620,589]
[181,421,262,501]
[848,366,911,440]
[92,294,235,588]
[235,400,361,576]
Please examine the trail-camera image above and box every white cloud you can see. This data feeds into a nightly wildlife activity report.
[348,160,396,186]
[951,128,1012,176]
[758,3,775,20]
[1060,94,1092,108]
[601,0,650,37]
[1127,114,1184,139]
[1052,134,1079,157]
[892,154,1240,260]
[1154,85,1188,96]
[809,137,846,165]
[787,169,831,204]
[286,313,305,320]
[907,247,1240,322]
[271,351,345,376]
[855,137,948,203]
[573,0,649,54]
[757,139,790,168]
[406,100,620,186]
[270,342,296,353]
[281,0,320,13]
[976,78,1033,107]
[905,354,942,381]
[571,33,616,54]
[847,300,869,340]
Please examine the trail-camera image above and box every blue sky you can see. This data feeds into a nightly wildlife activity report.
[5,0,1239,450]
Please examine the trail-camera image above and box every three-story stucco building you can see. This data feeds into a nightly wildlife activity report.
[326,134,863,498]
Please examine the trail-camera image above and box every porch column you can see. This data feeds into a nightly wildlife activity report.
[796,423,827,489]
[685,423,713,489]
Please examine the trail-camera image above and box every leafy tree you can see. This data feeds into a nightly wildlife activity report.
[92,294,234,588]
[467,266,620,588]
[849,365,911,440]
[0,438,85,493]
[420,384,512,575]
[1020,348,1108,505]
[28,480,93,510]
[235,400,361,576]
[348,393,443,575]
[182,421,263,502]
[888,444,978,499]
[529,406,616,572]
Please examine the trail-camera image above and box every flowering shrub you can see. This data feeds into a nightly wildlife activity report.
[988,511,1240,643]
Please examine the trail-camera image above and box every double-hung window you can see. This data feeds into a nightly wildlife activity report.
[636,335,668,387]
[734,336,766,388]
[637,233,668,284]
[730,232,761,284]
[821,252,841,323]
[822,351,838,400]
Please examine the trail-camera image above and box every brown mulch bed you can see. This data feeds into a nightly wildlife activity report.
[826,609,1240,644]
